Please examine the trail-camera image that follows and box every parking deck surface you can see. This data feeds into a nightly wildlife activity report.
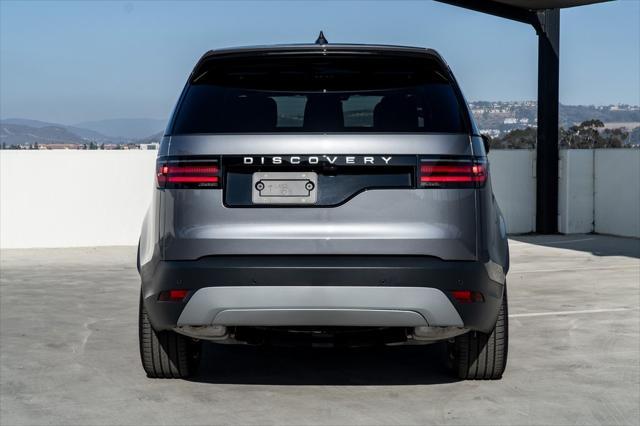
[1,235,639,425]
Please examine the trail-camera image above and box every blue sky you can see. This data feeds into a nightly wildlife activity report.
[0,0,638,124]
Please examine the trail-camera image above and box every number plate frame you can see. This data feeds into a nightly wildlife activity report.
[251,172,318,205]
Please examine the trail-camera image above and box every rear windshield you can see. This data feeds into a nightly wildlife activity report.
[171,54,467,134]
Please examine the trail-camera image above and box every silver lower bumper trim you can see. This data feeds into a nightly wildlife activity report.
[177,286,463,327]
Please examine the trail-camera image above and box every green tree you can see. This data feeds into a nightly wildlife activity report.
[559,119,629,148]
[493,127,537,149]
[601,128,628,148]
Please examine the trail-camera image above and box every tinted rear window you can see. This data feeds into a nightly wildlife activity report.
[171,54,467,134]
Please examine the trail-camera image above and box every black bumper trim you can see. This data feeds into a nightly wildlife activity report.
[140,255,505,333]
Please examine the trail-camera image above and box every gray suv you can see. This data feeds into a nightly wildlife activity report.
[138,41,509,380]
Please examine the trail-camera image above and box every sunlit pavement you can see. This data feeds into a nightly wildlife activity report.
[1,235,638,425]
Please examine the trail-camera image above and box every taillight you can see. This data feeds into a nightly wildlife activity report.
[419,158,487,188]
[156,161,221,189]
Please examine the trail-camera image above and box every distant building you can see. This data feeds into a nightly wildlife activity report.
[480,129,501,138]
[46,144,82,150]
[139,143,159,150]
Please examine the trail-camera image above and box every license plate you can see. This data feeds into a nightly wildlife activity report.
[252,172,318,205]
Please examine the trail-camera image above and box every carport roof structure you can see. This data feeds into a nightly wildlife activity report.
[436,0,611,233]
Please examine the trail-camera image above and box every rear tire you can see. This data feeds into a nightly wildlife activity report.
[448,288,508,380]
[139,295,201,378]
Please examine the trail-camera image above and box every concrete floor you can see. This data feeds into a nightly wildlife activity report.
[1,235,639,425]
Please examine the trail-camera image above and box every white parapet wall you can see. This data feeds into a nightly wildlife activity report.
[594,149,640,238]
[558,149,640,238]
[559,150,594,234]
[488,150,536,234]
[0,149,638,248]
[0,151,157,248]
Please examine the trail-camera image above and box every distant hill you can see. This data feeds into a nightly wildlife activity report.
[137,131,164,144]
[74,118,166,139]
[1,123,87,145]
[560,105,640,127]
[1,117,166,144]
[1,118,56,128]
[471,102,640,132]
[1,118,117,143]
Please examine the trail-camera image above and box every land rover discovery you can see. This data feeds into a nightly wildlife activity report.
[138,40,509,380]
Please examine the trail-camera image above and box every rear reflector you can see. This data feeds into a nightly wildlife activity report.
[158,289,189,302]
[451,290,485,303]
[419,159,487,188]
[157,162,220,189]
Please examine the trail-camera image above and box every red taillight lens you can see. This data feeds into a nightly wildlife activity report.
[157,162,220,189]
[419,159,487,188]
[451,290,485,303]
[158,289,189,302]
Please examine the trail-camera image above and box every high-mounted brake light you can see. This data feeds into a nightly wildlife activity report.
[157,161,221,189]
[419,159,487,188]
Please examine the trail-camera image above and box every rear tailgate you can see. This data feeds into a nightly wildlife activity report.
[160,134,479,261]
[160,48,482,261]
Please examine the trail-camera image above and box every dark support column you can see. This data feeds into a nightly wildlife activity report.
[435,2,568,233]
[535,9,560,234]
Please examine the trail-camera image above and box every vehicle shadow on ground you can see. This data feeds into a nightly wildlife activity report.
[188,342,460,385]
[510,234,640,259]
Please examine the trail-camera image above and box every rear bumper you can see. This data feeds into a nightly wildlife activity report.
[140,256,505,334]
[177,286,463,327]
